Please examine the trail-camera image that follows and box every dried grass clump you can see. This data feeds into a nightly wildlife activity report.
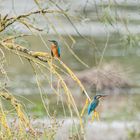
[64,62,130,91]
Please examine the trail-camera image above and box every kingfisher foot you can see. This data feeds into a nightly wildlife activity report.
[91,113,95,122]
[91,111,100,122]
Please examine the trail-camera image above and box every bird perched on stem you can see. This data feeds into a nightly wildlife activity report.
[48,40,60,58]
[88,95,107,121]
[88,95,107,115]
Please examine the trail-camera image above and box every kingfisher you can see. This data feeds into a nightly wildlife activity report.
[88,95,107,115]
[48,40,60,58]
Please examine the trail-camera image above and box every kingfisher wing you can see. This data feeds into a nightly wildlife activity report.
[58,47,61,57]
[88,100,99,115]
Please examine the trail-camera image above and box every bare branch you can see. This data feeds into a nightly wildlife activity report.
[0,9,63,32]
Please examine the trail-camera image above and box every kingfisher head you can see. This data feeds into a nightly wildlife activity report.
[94,95,107,100]
[48,40,58,46]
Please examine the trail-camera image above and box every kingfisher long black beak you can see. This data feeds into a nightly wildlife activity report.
[48,40,53,42]
[99,95,108,100]
[97,94,107,99]
[102,95,108,97]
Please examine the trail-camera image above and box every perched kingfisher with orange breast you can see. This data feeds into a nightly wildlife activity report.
[48,40,60,58]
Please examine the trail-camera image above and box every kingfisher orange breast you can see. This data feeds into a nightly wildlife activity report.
[51,44,59,58]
